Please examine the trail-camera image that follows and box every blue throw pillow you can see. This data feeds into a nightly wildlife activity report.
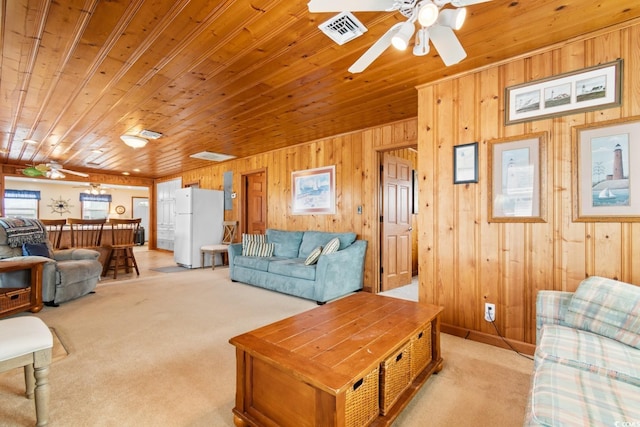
[22,242,52,258]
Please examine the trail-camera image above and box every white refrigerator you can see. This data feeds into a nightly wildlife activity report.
[174,187,224,268]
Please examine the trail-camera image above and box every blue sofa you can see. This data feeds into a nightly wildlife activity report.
[524,276,640,426]
[228,229,367,304]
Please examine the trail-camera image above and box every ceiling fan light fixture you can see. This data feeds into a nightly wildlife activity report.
[438,7,467,30]
[391,22,415,50]
[120,135,148,148]
[47,169,65,179]
[418,2,439,27]
[84,186,106,195]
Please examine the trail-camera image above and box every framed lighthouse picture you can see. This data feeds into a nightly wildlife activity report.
[573,116,640,222]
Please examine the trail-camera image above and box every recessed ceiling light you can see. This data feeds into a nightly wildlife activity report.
[23,139,38,145]
[122,172,130,176]
[132,168,140,172]
[91,149,103,154]
[190,151,236,162]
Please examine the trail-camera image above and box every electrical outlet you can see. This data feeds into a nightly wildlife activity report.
[484,303,496,322]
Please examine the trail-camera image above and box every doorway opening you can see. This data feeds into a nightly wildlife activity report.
[378,146,418,297]
[241,169,267,236]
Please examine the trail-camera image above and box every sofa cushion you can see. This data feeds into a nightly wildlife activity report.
[563,276,640,349]
[537,324,640,387]
[304,246,322,266]
[527,361,640,426]
[268,259,316,281]
[244,242,275,257]
[242,233,266,256]
[266,229,304,258]
[321,237,340,255]
[298,231,357,258]
[22,242,52,258]
[233,255,274,272]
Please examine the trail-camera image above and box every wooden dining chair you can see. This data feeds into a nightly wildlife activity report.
[103,218,141,279]
[39,219,67,249]
[67,218,106,248]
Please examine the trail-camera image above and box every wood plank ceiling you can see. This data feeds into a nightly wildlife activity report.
[1,0,638,179]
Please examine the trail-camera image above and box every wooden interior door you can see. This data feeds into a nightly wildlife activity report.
[381,153,413,291]
[244,171,267,235]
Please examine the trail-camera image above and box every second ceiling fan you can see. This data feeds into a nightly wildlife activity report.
[308,0,492,73]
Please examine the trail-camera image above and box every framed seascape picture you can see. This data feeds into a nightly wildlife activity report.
[573,117,640,222]
[505,59,622,125]
[453,142,479,184]
[291,165,336,215]
[488,133,547,222]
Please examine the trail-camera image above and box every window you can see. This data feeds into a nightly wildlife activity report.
[79,193,112,219]
[4,189,40,218]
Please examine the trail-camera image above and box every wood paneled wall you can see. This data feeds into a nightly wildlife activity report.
[158,19,639,349]
[417,20,640,349]
[157,121,418,292]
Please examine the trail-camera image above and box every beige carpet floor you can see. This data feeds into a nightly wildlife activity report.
[0,268,533,427]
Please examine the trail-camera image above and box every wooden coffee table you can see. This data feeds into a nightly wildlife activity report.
[229,292,443,427]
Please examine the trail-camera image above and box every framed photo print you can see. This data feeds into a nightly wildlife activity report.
[488,132,547,222]
[572,116,640,222]
[505,59,622,125]
[291,165,336,215]
[453,142,479,184]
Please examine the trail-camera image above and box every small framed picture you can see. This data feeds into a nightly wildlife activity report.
[572,116,640,222]
[291,165,336,215]
[488,133,547,222]
[453,142,478,184]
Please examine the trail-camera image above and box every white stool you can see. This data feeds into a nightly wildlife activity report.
[200,244,229,270]
[0,316,53,426]
[200,221,237,270]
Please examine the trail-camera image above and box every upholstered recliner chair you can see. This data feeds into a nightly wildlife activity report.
[0,218,103,305]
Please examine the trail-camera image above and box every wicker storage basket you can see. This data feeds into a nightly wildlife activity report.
[379,342,412,415]
[345,366,379,427]
[0,287,31,315]
[410,324,432,379]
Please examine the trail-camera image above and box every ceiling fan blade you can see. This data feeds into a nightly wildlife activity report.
[308,0,395,12]
[59,168,89,178]
[429,24,467,66]
[450,0,492,6]
[22,166,46,177]
[348,23,403,73]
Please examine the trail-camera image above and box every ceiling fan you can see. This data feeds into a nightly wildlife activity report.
[308,0,492,73]
[21,162,89,179]
[74,183,108,195]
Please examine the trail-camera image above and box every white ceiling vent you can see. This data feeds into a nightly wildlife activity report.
[139,129,163,139]
[318,12,367,45]
[190,151,236,162]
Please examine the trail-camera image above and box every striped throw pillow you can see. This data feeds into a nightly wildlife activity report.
[304,246,323,265]
[242,233,266,256]
[321,237,340,255]
[244,242,275,257]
